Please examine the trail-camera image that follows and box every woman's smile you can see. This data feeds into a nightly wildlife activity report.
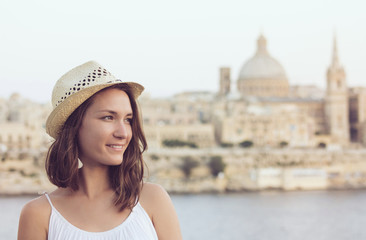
[106,144,125,151]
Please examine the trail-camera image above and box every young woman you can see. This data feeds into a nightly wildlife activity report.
[18,61,182,240]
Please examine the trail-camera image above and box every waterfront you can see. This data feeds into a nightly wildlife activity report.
[2,190,366,240]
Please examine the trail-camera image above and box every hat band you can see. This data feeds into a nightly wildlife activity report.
[55,66,119,107]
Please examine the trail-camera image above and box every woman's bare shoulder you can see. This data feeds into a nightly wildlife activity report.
[140,183,182,239]
[21,195,51,218]
[21,187,66,215]
[141,182,167,199]
[140,183,169,213]
[18,195,51,240]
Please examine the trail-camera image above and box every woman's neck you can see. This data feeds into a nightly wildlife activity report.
[78,166,113,199]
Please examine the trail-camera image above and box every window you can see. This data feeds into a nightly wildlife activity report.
[337,80,342,89]
[337,115,342,128]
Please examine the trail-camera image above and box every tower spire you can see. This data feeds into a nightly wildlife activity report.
[256,34,268,55]
[332,34,340,68]
[325,32,349,145]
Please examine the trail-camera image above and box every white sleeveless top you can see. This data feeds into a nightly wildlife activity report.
[45,194,158,240]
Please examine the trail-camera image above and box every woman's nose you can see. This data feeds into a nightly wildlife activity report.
[113,122,128,139]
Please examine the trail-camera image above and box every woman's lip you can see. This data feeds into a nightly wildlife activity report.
[106,144,124,150]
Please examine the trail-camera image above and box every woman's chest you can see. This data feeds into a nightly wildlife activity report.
[52,198,131,232]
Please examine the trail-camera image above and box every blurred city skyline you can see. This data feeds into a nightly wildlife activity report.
[1,0,365,103]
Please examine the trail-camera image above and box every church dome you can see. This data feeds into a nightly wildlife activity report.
[239,35,287,80]
[237,35,289,97]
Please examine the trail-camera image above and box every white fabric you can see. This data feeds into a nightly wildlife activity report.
[45,194,158,240]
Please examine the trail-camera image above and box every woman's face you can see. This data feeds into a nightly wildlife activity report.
[77,88,133,167]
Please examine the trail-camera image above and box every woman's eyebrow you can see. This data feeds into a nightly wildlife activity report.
[96,110,118,115]
[96,110,133,116]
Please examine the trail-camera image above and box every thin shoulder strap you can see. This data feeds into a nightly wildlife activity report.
[44,193,55,209]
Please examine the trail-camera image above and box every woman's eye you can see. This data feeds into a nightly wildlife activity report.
[125,118,133,124]
[103,116,113,120]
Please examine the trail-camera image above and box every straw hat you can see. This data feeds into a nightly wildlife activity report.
[46,61,144,139]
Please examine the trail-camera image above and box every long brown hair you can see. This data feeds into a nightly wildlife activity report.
[46,83,147,211]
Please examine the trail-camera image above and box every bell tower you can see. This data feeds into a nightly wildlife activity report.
[325,35,349,145]
[219,67,231,96]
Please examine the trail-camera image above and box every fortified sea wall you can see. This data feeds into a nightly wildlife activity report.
[144,148,366,193]
[1,148,366,195]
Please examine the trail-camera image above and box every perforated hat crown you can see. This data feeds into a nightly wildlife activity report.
[46,61,144,138]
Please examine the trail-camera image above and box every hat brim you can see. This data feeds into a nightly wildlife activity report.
[46,81,144,139]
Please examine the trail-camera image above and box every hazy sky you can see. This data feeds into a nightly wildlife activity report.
[0,0,365,103]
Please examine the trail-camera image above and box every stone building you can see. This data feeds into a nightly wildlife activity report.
[0,94,51,160]
[214,34,360,148]
[349,87,366,144]
[140,91,216,148]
